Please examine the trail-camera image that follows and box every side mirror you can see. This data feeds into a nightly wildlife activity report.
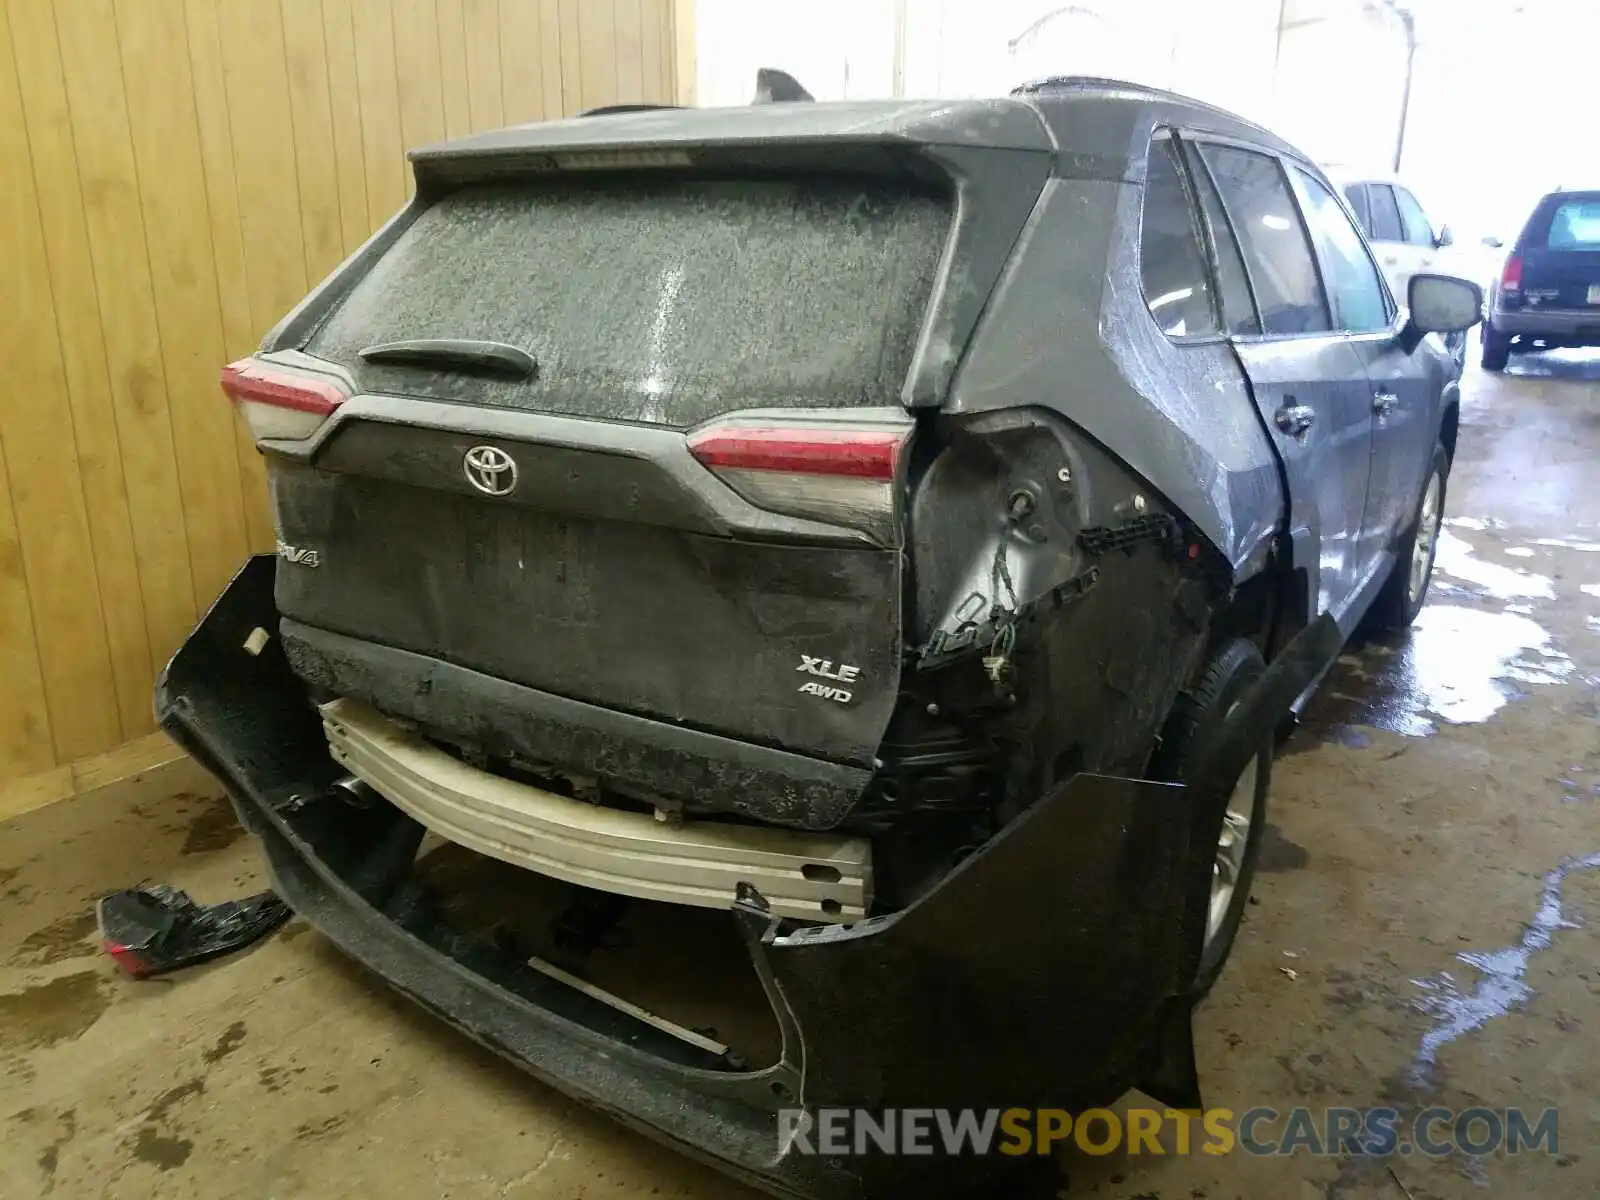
[1480,234,1504,249]
[1434,224,1455,248]
[1399,273,1483,353]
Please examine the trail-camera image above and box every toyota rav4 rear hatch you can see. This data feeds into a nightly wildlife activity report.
[244,161,960,830]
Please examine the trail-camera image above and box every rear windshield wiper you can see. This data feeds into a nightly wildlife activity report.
[358,339,537,380]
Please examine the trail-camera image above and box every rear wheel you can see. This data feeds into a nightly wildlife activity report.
[1149,638,1271,998]
[1372,447,1448,631]
[1481,323,1511,371]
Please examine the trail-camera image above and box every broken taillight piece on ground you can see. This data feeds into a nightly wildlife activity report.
[97,883,291,979]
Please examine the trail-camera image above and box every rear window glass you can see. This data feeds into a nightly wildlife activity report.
[1366,185,1403,242]
[1545,199,1600,249]
[309,178,950,427]
[1394,187,1434,246]
[1342,184,1371,236]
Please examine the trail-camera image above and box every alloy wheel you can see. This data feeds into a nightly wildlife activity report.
[1408,470,1443,605]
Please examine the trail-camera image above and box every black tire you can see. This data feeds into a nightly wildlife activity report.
[1149,637,1271,998]
[1481,323,1511,371]
[1371,446,1449,632]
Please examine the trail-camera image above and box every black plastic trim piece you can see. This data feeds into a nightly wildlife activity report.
[279,619,873,831]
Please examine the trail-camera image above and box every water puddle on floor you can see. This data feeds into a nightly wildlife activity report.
[1409,850,1600,1086]
[1306,605,1574,736]
[1433,529,1553,600]
[1533,537,1600,553]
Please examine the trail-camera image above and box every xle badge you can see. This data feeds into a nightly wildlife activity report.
[797,655,860,705]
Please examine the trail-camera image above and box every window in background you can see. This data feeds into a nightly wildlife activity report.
[1546,200,1600,249]
[1343,184,1373,236]
[1367,184,1404,242]
[1394,187,1436,246]
[1295,168,1392,333]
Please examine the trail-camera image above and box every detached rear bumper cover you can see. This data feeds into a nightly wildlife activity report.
[160,557,1317,1198]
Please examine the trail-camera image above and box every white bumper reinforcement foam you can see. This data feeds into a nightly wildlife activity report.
[320,698,872,922]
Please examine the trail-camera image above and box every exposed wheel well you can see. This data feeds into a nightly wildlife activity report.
[1206,554,1311,665]
[1440,402,1460,464]
[1209,566,1277,649]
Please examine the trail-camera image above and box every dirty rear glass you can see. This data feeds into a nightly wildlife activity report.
[1544,197,1600,249]
[308,177,951,427]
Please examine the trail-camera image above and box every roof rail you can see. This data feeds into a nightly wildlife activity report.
[1011,74,1169,97]
[576,103,684,118]
[1012,74,1286,149]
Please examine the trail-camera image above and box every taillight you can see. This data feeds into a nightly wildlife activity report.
[687,423,908,541]
[220,358,347,441]
[1501,253,1523,292]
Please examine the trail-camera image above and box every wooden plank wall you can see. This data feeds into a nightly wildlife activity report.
[0,0,685,784]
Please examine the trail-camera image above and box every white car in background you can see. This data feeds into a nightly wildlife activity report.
[1334,174,1474,367]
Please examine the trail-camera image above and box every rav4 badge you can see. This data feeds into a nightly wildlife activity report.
[276,541,320,568]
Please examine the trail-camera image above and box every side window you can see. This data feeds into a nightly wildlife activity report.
[1183,143,1261,335]
[1342,185,1372,237]
[1199,144,1330,336]
[1293,167,1392,334]
[1393,187,1435,246]
[1367,184,1404,242]
[1139,138,1218,338]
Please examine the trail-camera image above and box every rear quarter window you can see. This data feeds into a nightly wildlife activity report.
[1139,139,1219,338]
[308,177,951,427]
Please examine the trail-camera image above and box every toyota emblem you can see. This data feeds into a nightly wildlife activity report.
[463,445,518,496]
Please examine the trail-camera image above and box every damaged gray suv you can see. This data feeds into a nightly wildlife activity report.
[160,77,1481,1198]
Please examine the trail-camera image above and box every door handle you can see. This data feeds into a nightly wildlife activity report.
[1372,391,1398,416]
[1383,255,1400,265]
[1274,403,1316,437]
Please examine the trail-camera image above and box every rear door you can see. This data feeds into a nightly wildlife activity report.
[1292,167,1432,562]
[1519,191,1600,314]
[270,174,954,769]
[1186,140,1377,625]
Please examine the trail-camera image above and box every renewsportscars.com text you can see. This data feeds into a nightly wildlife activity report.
[778,1106,1559,1159]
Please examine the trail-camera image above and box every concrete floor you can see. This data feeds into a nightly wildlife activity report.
[4,350,1599,1199]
